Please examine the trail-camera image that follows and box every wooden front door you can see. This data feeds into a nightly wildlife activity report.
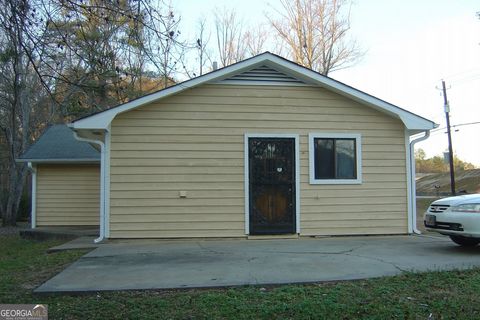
[248,137,296,235]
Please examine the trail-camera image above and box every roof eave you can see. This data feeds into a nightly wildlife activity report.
[70,52,436,131]
[263,56,437,131]
[70,54,272,130]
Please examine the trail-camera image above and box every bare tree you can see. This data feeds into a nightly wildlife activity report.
[175,16,211,79]
[268,0,362,75]
[0,0,50,226]
[243,24,270,56]
[18,0,187,120]
[141,3,184,88]
[195,18,212,76]
[213,7,246,67]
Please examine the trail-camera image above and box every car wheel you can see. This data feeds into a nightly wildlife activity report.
[449,235,480,247]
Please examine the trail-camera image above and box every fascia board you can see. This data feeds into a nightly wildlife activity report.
[71,52,436,131]
[265,56,436,131]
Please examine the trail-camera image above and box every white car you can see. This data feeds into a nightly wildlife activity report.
[424,194,480,246]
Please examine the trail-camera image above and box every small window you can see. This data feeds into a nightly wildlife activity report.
[309,133,362,184]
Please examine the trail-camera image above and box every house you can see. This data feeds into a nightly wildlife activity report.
[20,52,436,241]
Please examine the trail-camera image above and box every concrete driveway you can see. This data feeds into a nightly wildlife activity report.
[35,235,480,293]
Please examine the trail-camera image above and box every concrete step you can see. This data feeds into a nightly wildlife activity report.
[20,227,98,241]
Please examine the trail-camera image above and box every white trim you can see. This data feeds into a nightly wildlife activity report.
[405,130,413,234]
[28,162,37,229]
[244,136,249,234]
[244,133,301,235]
[267,58,436,131]
[104,127,111,238]
[294,136,300,233]
[73,131,106,243]
[408,130,430,234]
[70,53,436,131]
[308,133,362,185]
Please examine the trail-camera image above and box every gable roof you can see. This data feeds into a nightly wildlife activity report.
[18,125,100,163]
[71,52,436,132]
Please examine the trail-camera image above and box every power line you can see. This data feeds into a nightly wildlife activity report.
[430,121,480,133]
[442,68,480,81]
[411,121,480,139]
[449,74,480,86]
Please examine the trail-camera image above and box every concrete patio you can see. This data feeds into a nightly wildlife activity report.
[36,234,480,293]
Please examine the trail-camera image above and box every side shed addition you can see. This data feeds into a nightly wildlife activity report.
[18,125,100,228]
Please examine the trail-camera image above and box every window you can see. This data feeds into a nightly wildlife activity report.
[309,133,362,184]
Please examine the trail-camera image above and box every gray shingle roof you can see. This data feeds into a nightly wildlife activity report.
[18,125,100,163]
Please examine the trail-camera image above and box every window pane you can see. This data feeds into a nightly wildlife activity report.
[335,139,356,179]
[314,138,334,179]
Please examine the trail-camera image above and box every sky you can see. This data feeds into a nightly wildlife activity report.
[175,0,480,165]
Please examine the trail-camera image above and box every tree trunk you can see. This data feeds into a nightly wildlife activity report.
[3,171,18,226]
[13,166,27,221]
[0,0,30,227]
[2,205,16,226]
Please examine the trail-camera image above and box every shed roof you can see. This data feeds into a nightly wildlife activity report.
[18,125,100,163]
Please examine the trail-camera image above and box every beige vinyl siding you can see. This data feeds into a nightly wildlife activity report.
[109,84,407,238]
[36,164,100,226]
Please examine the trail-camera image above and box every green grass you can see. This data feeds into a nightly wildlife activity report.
[2,234,480,319]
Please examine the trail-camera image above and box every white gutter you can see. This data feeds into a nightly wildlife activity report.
[408,130,431,234]
[103,127,111,238]
[73,131,106,243]
[27,162,37,229]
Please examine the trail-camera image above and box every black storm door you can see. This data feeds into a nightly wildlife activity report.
[249,137,296,235]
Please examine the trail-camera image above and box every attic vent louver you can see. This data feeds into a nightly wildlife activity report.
[218,65,306,85]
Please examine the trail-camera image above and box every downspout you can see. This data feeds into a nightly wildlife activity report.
[409,130,430,234]
[27,162,36,229]
[73,131,106,243]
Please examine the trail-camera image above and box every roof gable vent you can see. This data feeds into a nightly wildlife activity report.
[217,65,307,86]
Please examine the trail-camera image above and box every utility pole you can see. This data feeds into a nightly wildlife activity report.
[441,80,456,195]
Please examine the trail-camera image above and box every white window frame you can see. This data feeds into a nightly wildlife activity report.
[308,133,362,185]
